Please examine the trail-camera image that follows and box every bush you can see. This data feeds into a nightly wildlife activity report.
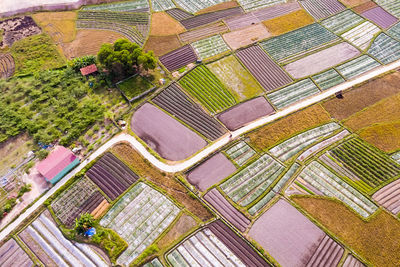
[36,149,49,160]
[18,184,32,198]
[91,227,128,263]
[69,56,96,72]
[74,213,95,234]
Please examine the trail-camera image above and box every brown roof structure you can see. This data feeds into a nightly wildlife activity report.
[80,64,98,76]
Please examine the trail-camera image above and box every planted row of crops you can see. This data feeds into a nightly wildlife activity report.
[260,23,339,63]
[159,45,198,72]
[335,55,381,79]
[175,0,230,14]
[0,239,33,267]
[19,212,108,267]
[152,83,227,140]
[143,258,163,267]
[180,7,243,29]
[191,34,230,59]
[392,151,400,163]
[51,178,106,227]
[220,154,285,207]
[341,21,380,50]
[300,0,345,20]
[151,0,176,12]
[330,138,400,188]
[225,141,256,166]
[321,10,364,34]
[179,65,236,113]
[292,161,378,217]
[101,182,180,265]
[368,33,400,64]
[179,22,228,43]
[374,0,400,18]
[267,78,320,110]
[237,0,286,11]
[269,122,341,162]
[373,179,400,215]
[248,163,300,215]
[312,69,345,90]
[82,0,149,12]
[388,22,400,40]
[166,8,193,21]
[86,152,139,200]
[0,53,14,79]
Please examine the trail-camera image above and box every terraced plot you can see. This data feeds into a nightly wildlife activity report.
[175,0,230,14]
[300,0,345,20]
[151,0,176,12]
[179,22,228,43]
[180,7,244,29]
[267,79,320,110]
[248,163,300,215]
[225,141,256,166]
[166,8,193,21]
[167,220,270,267]
[0,53,15,78]
[191,35,230,59]
[362,6,398,29]
[287,161,378,217]
[101,182,180,265]
[368,33,400,64]
[152,83,226,140]
[19,212,109,267]
[159,45,198,72]
[374,0,400,18]
[341,21,380,50]
[86,152,139,200]
[237,0,286,11]
[235,45,292,91]
[82,0,150,12]
[336,55,381,79]
[373,179,400,215]
[321,10,364,34]
[51,178,106,227]
[330,138,400,188]
[220,154,285,207]
[179,65,236,113]
[260,23,339,63]
[0,239,33,267]
[269,122,340,162]
[312,69,345,90]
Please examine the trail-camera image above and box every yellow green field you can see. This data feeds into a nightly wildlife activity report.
[262,10,314,36]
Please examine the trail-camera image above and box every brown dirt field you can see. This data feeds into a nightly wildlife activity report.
[0,133,32,176]
[144,35,181,56]
[91,199,110,219]
[358,121,400,153]
[157,213,197,249]
[293,196,400,267]
[262,10,314,36]
[111,143,214,222]
[322,72,400,120]
[344,0,373,9]
[223,23,271,50]
[247,104,332,151]
[150,12,186,36]
[32,11,77,43]
[62,29,126,59]
[196,1,239,15]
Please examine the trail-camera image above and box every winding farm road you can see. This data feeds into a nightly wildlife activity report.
[1,59,400,242]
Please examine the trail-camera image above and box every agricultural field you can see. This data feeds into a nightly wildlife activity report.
[225,141,256,166]
[152,83,227,140]
[144,35,181,56]
[143,258,163,267]
[237,0,286,11]
[179,65,236,113]
[187,153,236,191]
[374,0,400,18]
[368,33,400,64]
[312,69,345,90]
[0,53,14,78]
[361,6,398,29]
[223,24,271,50]
[335,55,381,79]
[149,12,185,36]
[19,211,109,267]
[267,78,320,109]
[340,21,380,50]
[86,152,139,200]
[196,1,239,14]
[117,75,154,100]
[300,0,346,20]
[180,7,244,29]
[100,182,180,265]
[220,153,285,207]
[82,0,150,12]
[174,0,231,14]
[262,9,314,35]
[132,103,207,161]
[159,45,198,72]
[320,10,364,34]
[388,21,400,40]
[0,16,41,47]
[151,0,176,12]
[166,8,193,21]
[373,179,400,215]
[191,34,230,60]
[0,238,33,267]
[179,22,228,43]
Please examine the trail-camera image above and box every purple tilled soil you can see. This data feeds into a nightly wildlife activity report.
[217,97,275,131]
[249,199,329,267]
[284,43,360,79]
[187,153,236,191]
[179,22,228,43]
[361,6,398,29]
[132,103,207,161]
[159,44,198,72]
[0,16,41,48]
[208,220,271,267]
[224,13,260,30]
[180,7,244,29]
[342,255,365,267]
[0,239,33,267]
[204,188,250,232]
[166,8,193,21]
[300,0,345,20]
[373,179,400,215]
[236,45,292,91]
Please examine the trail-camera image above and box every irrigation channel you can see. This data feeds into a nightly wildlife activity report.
[1,58,400,242]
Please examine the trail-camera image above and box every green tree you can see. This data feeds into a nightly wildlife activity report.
[75,213,95,234]
[138,51,157,72]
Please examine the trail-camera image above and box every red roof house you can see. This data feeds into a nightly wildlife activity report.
[37,146,80,184]
[80,64,98,76]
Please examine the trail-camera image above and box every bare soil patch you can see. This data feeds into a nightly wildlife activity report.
[0,16,41,48]
[187,153,236,191]
[223,23,271,50]
[62,29,125,59]
[353,1,377,13]
[322,72,400,120]
[150,12,185,36]
[262,10,314,36]
[111,143,214,221]
[343,0,372,8]
[196,1,239,15]
[157,213,197,249]
[247,104,331,151]
[293,196,400,267]
[144,34,181,56]
[0,133,32,176]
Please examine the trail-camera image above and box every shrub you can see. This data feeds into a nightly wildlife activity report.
[36,149,49,160]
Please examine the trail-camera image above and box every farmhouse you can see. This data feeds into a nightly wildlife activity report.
[80,64,98,77]
[37,146,79,184]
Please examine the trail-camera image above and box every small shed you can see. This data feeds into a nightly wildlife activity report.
[37,146,80,184]
[80,64,98,77]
